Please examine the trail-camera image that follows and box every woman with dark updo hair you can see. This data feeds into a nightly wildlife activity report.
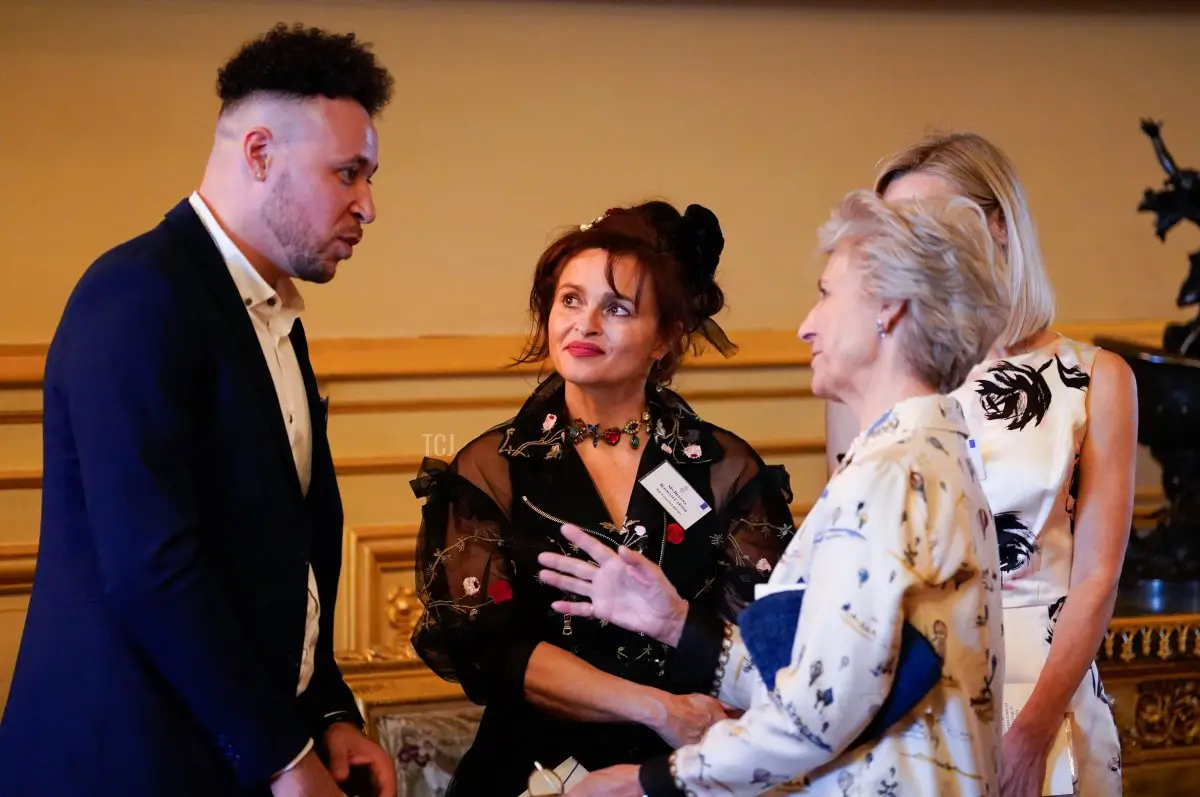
[409,201,796,795]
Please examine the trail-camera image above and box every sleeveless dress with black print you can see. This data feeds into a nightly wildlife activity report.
[950,333,1123,794]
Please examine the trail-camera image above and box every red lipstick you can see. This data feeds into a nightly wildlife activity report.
[565,341,604,357]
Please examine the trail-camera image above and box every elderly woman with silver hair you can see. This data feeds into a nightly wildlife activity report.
[538,189,1011,796]
[828,132,1135,797]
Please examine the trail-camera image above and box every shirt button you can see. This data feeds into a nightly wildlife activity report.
[288,413,294,424]
[267,297,277,307]
[243,297,252,307]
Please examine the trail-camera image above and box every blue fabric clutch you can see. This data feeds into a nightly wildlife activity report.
[736,589,943,749]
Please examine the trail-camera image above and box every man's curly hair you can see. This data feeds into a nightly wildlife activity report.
[216,23,394,116]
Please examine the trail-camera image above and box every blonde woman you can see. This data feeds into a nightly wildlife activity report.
[826,132,1136,796]
[540,189,1010,796]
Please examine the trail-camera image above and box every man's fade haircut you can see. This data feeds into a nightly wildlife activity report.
[216,23,394,117]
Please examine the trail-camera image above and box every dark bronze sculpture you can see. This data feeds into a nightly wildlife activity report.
[1097,119,1200,587]
[1138,119,1200,353]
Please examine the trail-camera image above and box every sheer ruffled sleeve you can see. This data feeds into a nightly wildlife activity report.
[668,434,796,700]
[409,439,534,707]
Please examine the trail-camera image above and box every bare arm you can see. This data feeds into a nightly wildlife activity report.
[524,642,727,749]
[824,400,859,476]
[1011,350,1136,740]
[525,643,661,724]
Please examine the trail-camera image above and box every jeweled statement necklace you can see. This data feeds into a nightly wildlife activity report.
[567,411,650,449]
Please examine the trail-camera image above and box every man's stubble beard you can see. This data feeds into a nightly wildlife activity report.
[261,169,333,284]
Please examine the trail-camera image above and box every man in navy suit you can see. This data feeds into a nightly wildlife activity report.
[0,24,399,797]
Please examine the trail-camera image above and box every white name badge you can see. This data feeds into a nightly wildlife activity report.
[967,437,987,481]
[639,461,713,530]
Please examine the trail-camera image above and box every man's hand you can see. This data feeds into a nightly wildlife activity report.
[324,722,398,797]
[270,749,345,797]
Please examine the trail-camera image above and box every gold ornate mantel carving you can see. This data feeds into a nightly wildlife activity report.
[1129,678,1200,752]
[386,585,422,650]
[1097,610,1200,794]
[1099,613,1200,666]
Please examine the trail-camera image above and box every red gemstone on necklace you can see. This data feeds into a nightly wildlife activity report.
[601,428,622,446]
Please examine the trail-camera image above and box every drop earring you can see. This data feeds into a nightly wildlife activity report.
[876,318,888,339]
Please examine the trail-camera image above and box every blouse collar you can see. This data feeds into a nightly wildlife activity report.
[497,373,723,465]
[841,393,969,466]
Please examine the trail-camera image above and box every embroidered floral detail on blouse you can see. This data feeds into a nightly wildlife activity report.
[756,557,772,574]
[542,413,557,431]
[462,576,480,596]
[487,580,513,603]
[652,407,715,465]
[498,425,564,460]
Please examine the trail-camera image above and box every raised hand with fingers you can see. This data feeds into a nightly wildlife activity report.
[537,524,689,647]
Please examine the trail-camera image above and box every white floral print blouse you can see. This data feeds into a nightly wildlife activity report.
[640,394,1006,797]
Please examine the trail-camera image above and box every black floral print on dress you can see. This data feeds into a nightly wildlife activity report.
[974,359,1053,431]
[994,511,1036,574]
[1066,455,1082,535]
[1055,355,1091,391]
[1045,596,1068,644]
[952,336,1123,795]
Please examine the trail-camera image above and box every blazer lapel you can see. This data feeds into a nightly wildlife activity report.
[290,318,333,487]
[162,199,304,500]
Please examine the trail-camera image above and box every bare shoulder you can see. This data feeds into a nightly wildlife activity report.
[1090,348,1137,413]
[1080,348,1138,455]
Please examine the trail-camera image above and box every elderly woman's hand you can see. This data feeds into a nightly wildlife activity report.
[538,524,689,647]
[651,692,732,748]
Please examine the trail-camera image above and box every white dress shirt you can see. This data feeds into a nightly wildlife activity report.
[189,192,320,769]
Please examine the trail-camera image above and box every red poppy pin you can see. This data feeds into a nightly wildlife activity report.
[488,580,513,603]
[666,522,685,544]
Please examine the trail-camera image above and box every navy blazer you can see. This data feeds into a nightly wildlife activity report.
[0,200,362,796]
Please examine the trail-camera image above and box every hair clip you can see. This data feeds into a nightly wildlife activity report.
[579,207,622,231]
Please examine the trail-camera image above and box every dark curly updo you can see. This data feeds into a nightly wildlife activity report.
[216,23,394,116]
[515,201,733,384]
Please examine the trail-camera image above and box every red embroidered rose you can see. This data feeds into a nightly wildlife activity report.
[488,579,513,603]
[666,522,685,544]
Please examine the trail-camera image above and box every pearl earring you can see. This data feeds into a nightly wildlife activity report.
[876,318,888,339]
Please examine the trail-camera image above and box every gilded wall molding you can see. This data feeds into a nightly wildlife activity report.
[0,543,37,595]
[0,320,1172,388]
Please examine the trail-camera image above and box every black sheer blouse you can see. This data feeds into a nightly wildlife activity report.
[409,374,795,794]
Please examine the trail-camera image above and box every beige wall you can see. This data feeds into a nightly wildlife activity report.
[3,0,1200,343]
[0,0,1192,709]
